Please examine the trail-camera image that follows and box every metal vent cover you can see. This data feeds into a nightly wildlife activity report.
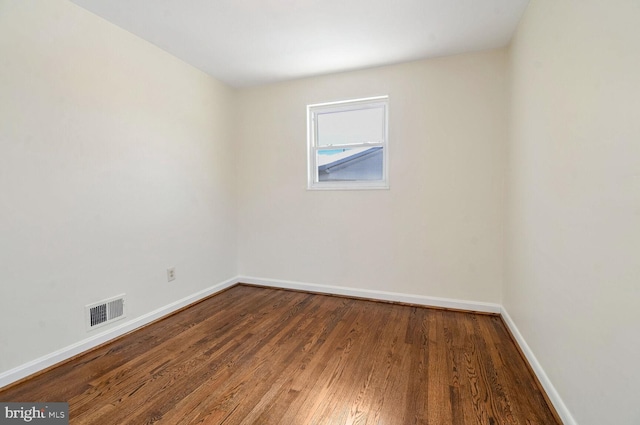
[85,294,126,331]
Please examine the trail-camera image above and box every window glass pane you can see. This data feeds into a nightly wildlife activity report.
[317,106,384,146]
[317,147,383,181]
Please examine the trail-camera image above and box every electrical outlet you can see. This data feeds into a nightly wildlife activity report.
[167,267,176,282]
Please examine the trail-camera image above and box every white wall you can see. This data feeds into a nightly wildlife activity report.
[0,0,237,374]
[506,0,640,424]
[236,51,507,303]
[6,2,636,422]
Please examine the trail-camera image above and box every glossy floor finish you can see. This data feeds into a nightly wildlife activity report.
[0,285,561,424]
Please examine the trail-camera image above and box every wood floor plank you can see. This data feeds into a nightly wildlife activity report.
[403,306,430,425]
[238,297,356,425]
[0,285,561,424]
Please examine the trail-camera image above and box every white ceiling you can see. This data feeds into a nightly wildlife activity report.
[70,0,529,88]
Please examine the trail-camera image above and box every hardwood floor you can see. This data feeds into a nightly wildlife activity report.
[0,285,561,424]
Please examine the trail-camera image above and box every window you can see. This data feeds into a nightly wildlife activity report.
[307,96,389,190]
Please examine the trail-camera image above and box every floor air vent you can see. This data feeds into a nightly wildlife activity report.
[85,294,126,331]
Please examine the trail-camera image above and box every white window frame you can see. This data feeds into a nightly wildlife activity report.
[307,96,389,190]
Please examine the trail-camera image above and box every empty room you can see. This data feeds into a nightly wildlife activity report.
[0,0,638,424]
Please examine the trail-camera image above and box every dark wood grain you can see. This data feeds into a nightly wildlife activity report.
[0,284,561,424]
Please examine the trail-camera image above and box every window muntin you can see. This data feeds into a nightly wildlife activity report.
[307,96,389,190]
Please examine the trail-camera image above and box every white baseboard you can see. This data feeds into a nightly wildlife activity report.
[0,276,239,390]
[1,275,574,425]
[238,276,502,314]
[242,277,576,423]
[501,307,576,425]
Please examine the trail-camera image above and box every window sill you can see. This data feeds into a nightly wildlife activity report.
[307,182,390,191]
